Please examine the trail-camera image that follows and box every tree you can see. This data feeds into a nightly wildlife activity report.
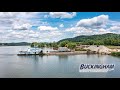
[67,42,76,49]
[38,43,45,48]
[86,40,94,45]
[59,40,69,47]
[52,42,58,48]
[31,42,38,47]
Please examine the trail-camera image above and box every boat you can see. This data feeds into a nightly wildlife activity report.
[17,47,45,56]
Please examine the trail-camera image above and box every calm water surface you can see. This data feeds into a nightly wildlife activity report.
[0,46,120,78]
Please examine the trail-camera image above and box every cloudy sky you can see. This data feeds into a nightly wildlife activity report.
[0,12,120,43]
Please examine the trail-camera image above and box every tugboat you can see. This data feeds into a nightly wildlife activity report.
[17,47,45,56]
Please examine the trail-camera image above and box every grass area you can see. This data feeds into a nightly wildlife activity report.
[111,52,120,56]
[75,48,87,51]
[106,46,120,49]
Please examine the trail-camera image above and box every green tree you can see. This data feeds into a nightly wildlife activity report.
[52,42,58,48]
[67,42,76,49]
[31,42,38,47]
[38,43,45,48]
[59,40,69,47]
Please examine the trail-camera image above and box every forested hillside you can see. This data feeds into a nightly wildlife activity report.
[58,33,120,46]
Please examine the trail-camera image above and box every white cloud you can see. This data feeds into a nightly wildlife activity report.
[76,15,109,28]
[65,26,93,37]
[107,26,120,33]
[59,24,64,27]
[8,29,62,42]
[65,27,87,32]
[108,26,120,31]
[99,28,107,32]
[96,28,112,34]
[65,25,115,37]
[1,30,40,42]
[12,19,32,30]
[16,12,39,19]
[65,27,77,32]
[107,20,120,26]
[39,31,62,42]
[0,12,40,31]
[49,31,62,36]
[0,12,65,42]
[49,12,76,19]
[38,26,58,31]
[12,23,32,30]
[0,12,39,19]
[0,12,17,18]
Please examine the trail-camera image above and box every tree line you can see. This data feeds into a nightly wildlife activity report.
[31,41,77,49]
[30,33,120,50]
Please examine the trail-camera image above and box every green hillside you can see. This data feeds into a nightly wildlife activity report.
[58,33,120,46]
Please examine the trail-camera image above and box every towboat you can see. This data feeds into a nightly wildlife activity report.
[17,47,45,56]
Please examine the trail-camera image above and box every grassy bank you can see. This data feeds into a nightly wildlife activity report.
[106,46,120,49]
[111,52,120,56]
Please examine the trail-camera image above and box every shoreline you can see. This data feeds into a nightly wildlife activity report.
[45,51,112,56]
[46,51,87,55]
[17,51,111,56]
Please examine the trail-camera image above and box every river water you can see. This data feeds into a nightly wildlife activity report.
[0,46,120,78]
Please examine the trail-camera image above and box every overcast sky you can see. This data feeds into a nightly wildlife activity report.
[0,12,120,43]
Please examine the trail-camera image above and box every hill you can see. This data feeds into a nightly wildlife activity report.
[58,33,120,46]
[0,42,30,46]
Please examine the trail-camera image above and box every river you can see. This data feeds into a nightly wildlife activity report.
[0,46,120,78]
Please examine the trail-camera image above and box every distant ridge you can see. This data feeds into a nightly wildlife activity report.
[0,42,30,46]
[58,33,120,46]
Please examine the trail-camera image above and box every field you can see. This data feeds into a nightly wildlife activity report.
[106,46,120,49]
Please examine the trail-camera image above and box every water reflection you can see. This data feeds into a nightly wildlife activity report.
[58,55,68,64]
[58,55,68,60]
[18,55,43,60]
[87,54,101,58]
[33,56,39,73]
[86,54,90,58]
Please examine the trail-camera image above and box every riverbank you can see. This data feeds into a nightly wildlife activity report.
[107,46,120,49]
[46,51,100,55]
[14,45,120,56]
[111,52,120,57]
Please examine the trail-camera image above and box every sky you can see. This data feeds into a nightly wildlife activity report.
[0,12,120,43]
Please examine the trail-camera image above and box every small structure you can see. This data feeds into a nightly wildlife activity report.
[58,47,70,52]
